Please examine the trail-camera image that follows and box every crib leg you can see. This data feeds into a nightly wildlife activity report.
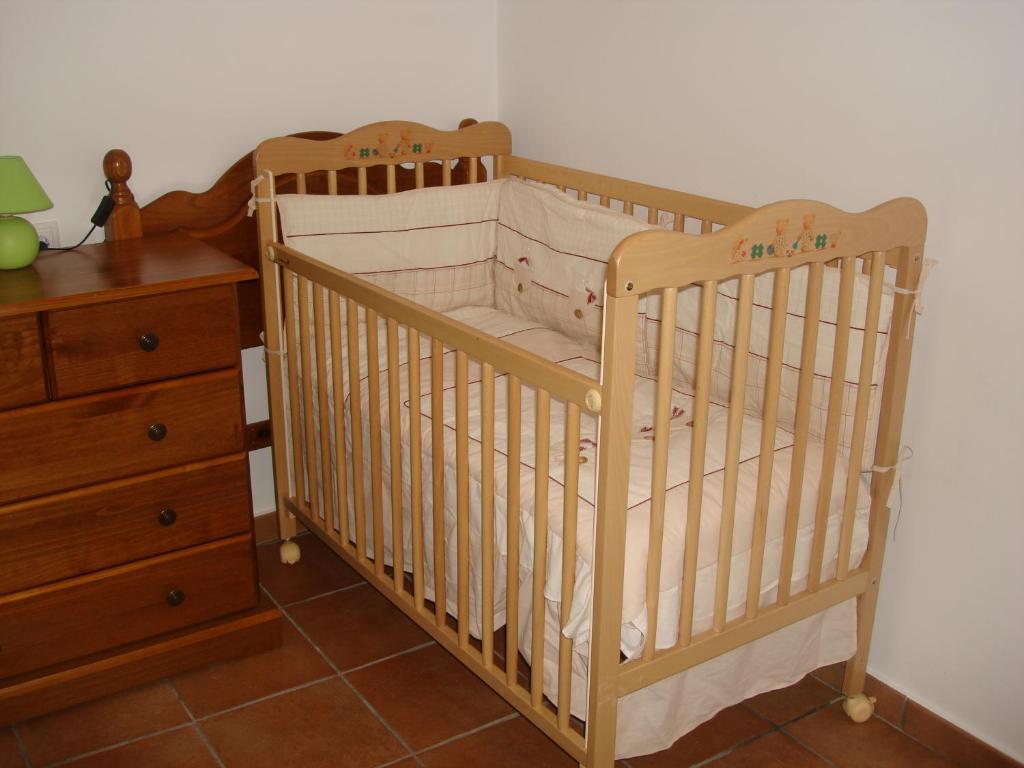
[841,585,881,722]
[279,539,302,565]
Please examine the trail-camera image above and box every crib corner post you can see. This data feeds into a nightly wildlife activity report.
[255,178,298,548]
[586,290,639,767]
[842,243,925,708]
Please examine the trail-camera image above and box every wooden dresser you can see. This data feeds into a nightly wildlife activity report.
[0,234,282,722]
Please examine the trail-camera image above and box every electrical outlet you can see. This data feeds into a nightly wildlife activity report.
[33,220,60,248]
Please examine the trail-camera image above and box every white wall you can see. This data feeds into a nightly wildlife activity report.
[498,0,1024,758]
[1,0,498,514]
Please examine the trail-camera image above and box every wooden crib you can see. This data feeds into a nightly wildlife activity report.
[253,120,926,766]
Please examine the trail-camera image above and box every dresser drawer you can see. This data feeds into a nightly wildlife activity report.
[0,315,46,410]
[0,455,252,594]
[47,284,239,398]
[0,535,257,679]
[0,369,244,505]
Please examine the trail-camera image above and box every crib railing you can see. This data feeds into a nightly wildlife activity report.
[266,238,600,760]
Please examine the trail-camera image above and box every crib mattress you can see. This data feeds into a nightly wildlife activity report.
[294,303,869,756]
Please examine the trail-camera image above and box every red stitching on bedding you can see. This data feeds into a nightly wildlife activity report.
[498,222,607,264]
[354,256,495,276]
[286,218,498,238]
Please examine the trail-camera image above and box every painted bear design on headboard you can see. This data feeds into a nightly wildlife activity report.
[731,214,843,264]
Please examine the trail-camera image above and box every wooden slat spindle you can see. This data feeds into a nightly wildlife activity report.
[745,269,791,617]
[480,362,496,667]
[623,200,634,216]
[673,213,685,232]
[430,339,447,626]
[778,262,824,604]
[328,291,350,549]
[455,351,471,649]
[531,389,551,708]
[296,172,306,194]
[599,195,610,208]
[838,252,886,579]
[713,274,754,633]
[282,273,306,510]
[357,167,368,195]
[297,277,321,526]
[557,402,581,731]
[415,163,425,189]
[442,160,452,186]
[644,288,677,661]
[313,286,334,534]
[808,256,856,591]
[386,164,397,194]
[577,189,587,202]
[347,301,368,564]
[407,327,425,607]
[386,318,404,592]
[505,375,522,687]
[701,219,713,235]
[648,207,659,225]
[679,280,717,645]
[366,309,385,576]
[327,170,338,195]
[469,156,478,184]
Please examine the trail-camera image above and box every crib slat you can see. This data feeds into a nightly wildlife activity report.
[779,262,824,604]
[506,375,522,687]
[313,286,334,535]
[407,327,425,607]
[577,188,587,202]
[808,256,856,591]
[746,268,790,618]
[838,252,886,579]
[455,351,471,649]
[679,280,717,645]
[469,156,479,184]
[329,291,350,549]
[415,162,425,189]
[647,207,659,225]
[531,388,551,708]
[623,200,634,216]
[701,219,713,235]
[644,287,677,661]
[386,164,397,194]
[366,309,385,576]
[431,338,446,626]
[347,300,367,563]
[356,167,368,195]
[557,402,581,730]
[296,172,306,194]
[481,362,496,668]
[297,276,321,527]
[386,318,404,592]
[714,274,754,633]
[599,195,610,208]
[673,213,685,232]
[283,274,306,508]
[442,160,452,187]
[327,170,338,195]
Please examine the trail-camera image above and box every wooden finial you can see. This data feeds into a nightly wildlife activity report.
[102,149,143,240]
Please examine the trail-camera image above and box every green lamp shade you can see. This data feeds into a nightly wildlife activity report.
[0,156,52,214]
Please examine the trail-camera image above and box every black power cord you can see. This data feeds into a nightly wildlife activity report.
[40,182,116,252]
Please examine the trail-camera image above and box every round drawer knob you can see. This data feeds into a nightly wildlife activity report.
[166,589,186,607]
[157,507,177,527]
[138,332,160,352]
[148,423,167,442]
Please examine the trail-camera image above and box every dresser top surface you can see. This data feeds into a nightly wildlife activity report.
[0,234,258,318]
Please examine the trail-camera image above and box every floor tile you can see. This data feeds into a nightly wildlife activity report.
[705,731,827,767]
[287,584,430,671]
[61,726,219,768]
[864,675,906,727]
[0,727,24,768]
[785,703,957,767]
[626,704,773,767]
[903,700,1019,768]
[201,677,406,768]
[744,675,837,725]
[172,621,333,717]
[811,661,846,690]
[257,535,363,605]
[419,716,575,767]
[16,681,189,766]
[346,644,513,752]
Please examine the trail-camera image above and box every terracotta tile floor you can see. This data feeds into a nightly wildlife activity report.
[0,536,1003,767]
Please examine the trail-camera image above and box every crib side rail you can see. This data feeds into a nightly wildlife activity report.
[591,197,926,702]
[502,155,752,231]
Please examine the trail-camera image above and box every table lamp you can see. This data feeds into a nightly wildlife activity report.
[0,156,53,270]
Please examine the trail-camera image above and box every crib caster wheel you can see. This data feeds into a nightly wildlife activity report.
[280,540,301,565]
[842,694,876,723]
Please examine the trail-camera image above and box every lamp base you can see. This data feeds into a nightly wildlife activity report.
[0,215,42,270]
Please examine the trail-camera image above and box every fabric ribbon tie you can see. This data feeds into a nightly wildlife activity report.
[259,330,285,363]
[871,445,914,538]
[247,174,275,217]
[892,258,937,338]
